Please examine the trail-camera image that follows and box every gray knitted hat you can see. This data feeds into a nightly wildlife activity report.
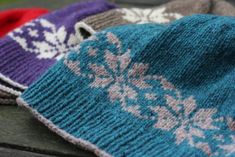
[0,90,16,105]
[77,0,211,38]
[77,0,235,40]
[212,0,235,16]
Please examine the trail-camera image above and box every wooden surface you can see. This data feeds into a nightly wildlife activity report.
[0,0,235,156]
[0,105,96,157]
[0,147,56,157]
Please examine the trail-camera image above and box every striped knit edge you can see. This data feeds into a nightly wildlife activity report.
[0,88,17,105]
[0,83,22,97]
[0,98,16,105]
[17,97,113,157]
[0,72,27,90]
[0,89,15,98]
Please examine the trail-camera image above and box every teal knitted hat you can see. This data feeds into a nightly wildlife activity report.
[18,14,235,157]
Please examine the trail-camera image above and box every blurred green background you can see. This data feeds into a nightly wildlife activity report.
[0,0,234,11]
[0,0,200,10]
[0,0,95,10]
[0,0,166,10]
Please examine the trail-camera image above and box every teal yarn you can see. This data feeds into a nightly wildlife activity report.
[18,14,235,157]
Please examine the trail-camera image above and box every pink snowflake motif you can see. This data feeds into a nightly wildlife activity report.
[227,117,235,131]
[150,95,218,155]
[212,118,235,156]
[88,32,154,118]
[216,117,235,156]
[218,135,235,156]
[63,32,187,120]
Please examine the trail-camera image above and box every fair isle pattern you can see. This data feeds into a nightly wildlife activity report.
[63,32,235,156]
[8,19,82,60]
[119,7,183,24]
[215,118,235,156]
[64,32,186,119]
[0,0,116,89]
[219,135,235,155]
[150,98,218,155]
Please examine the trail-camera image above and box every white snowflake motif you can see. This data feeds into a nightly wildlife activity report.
[9,19,83,60]
[150,95,218,155]
[120,7,183,24]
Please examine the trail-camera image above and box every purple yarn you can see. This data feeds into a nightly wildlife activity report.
[0,0,116,87]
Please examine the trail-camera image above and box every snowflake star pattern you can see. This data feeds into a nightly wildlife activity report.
[219,135,235,156]
[88,32,154,118]
[64,32,181,119]
[120,7,183,24]
[150,95,218,155]
[9,19,82,60]
[227,117,235,131]
[63,31,231,156]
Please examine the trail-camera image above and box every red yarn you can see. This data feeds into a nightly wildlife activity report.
[0,8,49,37]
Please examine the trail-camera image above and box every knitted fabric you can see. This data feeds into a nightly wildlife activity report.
[18,15,235,157]
[0,0,116,100]
[0,8,49,38]
[0,8,48,104]
[211,0,235,16]
[77,0,211,38]
[77,0,235,40]
[0,87,17,105]
[0,79,21,105]
[0,73,24,102]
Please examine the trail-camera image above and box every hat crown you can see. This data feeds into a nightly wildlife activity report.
[21,15,235,157]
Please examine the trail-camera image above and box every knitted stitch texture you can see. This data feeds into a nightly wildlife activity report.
[0,8,49,38]
[0,87,17,105]
[18,14,235,157]
[0,0,116,100]
[77,0,235,40]
[0,8,48,104]
[212,0,235,16]
[77,0,211,39]
[0,79,20,105]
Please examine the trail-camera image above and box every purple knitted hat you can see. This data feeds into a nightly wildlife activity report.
[0,0,116,98]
